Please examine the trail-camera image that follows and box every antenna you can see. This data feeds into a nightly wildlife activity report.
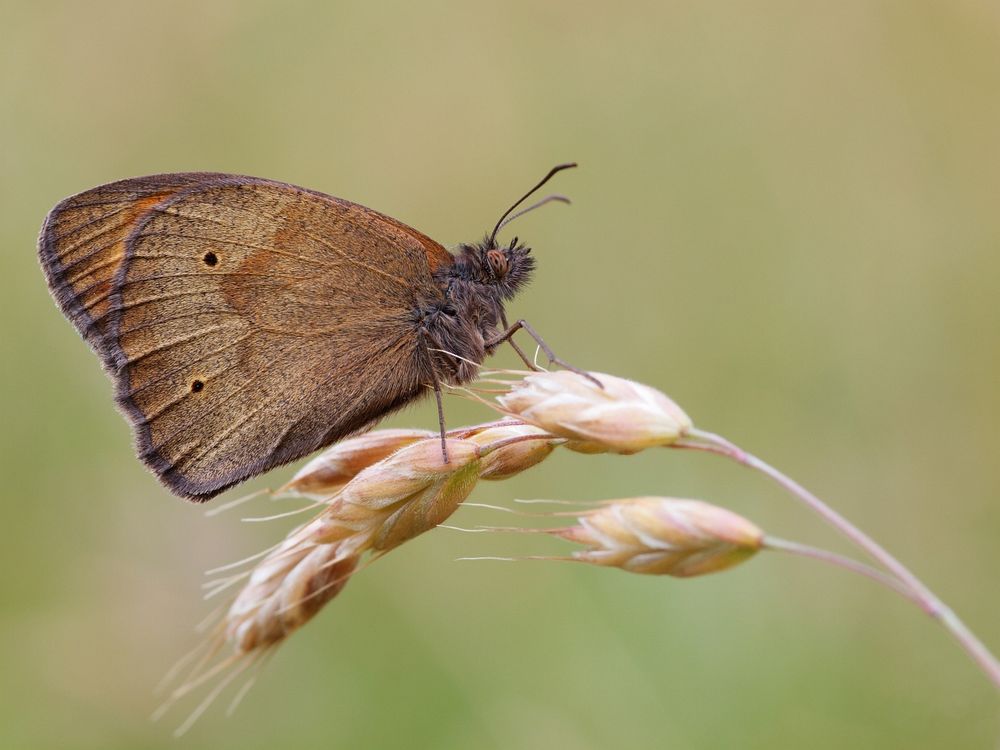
[488,163,577,247]
[494,194,570,235]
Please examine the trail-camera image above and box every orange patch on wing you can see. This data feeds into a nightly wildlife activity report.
[63,192,174,327]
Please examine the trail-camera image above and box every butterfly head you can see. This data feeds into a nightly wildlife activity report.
[452,161,574,302]
[454,236,535,301]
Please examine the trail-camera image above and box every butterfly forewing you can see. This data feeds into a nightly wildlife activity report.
[38,173,230,369]
[40,174,452,500]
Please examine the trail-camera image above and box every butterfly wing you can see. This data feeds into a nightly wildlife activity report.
[39,173,229,369]
[40,174,454,501]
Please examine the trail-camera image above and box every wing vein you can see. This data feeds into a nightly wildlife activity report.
[155,200,413,289]
[118,310,241,336]
[125,323,247,366]
[134,232,341,270]
[138,335,318,461]
[182,399,273,470]
[123,332,253,399]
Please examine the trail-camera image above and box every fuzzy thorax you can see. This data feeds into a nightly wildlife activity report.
[422,237,535,383]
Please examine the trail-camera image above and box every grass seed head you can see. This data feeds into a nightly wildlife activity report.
[223,437,483,653]
[371,458,482,552]
[554,497,763,577]
[224,518,365,652]
[467,422,558,480]
[338,438,481,511]
[496,371,692,453]
[227,547,360,653]
[280,428,436,498]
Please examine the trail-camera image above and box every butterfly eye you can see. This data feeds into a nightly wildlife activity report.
[486,249,508,279]
[203,251,219,267]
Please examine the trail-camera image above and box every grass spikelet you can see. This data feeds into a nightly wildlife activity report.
[548,497,764,577]
[465,422,558,480]
[226,437,485,645]
[160,436,485,731]
[224,524,364,652]
[493,370,693,453]
[279,428,436,499]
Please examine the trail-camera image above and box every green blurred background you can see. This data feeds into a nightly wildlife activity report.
[2,1,998,747]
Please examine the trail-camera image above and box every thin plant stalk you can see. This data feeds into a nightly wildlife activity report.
[762,536,922,606]
[678,428,1000,690]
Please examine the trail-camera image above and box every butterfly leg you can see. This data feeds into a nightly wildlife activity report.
[419,327,450,464]
[489,318,602,388]
[498,311,541,372]
[431,373,449,464]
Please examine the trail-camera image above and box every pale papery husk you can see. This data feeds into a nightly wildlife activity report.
[223,438,484,653]
[466,422,558,480]
[280,428,436,498]
[337,439,481,510]
[496,370,693,453]
[553,497,763,577]
[226,531,362,652]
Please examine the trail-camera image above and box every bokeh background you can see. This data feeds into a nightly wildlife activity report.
[2,1,999,748]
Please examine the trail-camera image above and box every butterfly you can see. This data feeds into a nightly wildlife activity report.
[38,164,579,501]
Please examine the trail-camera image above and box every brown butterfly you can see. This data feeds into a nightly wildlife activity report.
[38,165,579,501]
